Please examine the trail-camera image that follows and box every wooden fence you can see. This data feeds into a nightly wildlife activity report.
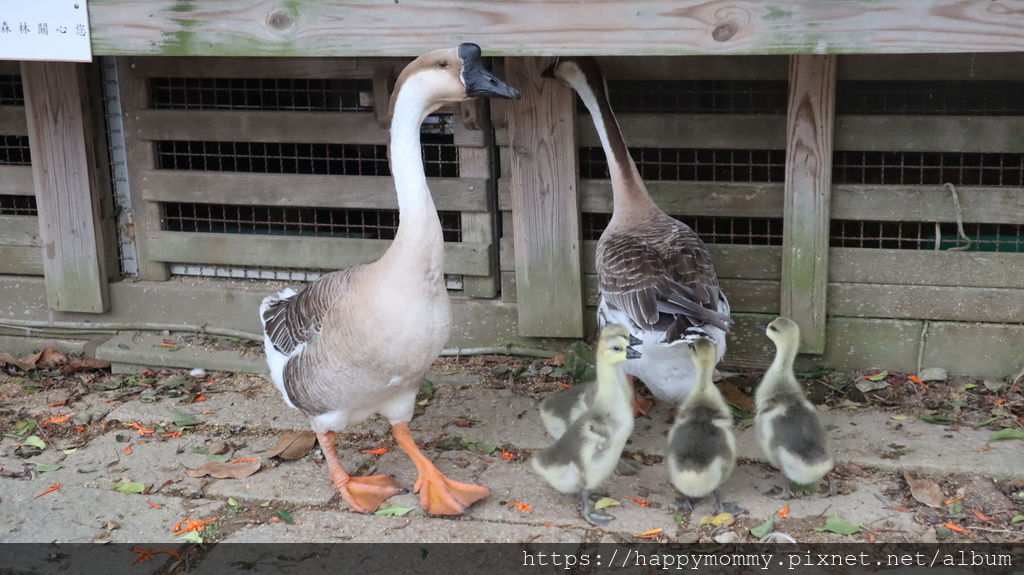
[0,62,40,276]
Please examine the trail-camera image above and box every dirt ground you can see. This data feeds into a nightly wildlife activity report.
[1,343,1022,550]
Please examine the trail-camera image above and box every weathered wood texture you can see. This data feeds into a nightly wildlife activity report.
[458,108,498,297]
[87,1,1024,57]
[0,216,43,275]
[0,106,28,136]
[0,166,34,197]
[21,62,110,313]
[505,57,583,337]
[781,55,837,354]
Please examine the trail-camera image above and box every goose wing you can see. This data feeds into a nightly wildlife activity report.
[597,217,732,335]
[261,266,365,355]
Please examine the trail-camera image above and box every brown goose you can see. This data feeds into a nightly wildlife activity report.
[545,58,732,407]
[259,44,519,515]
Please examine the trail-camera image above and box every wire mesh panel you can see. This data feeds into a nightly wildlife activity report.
[151,77,373,112]
[838,81,1024,116]
[0,75,24,106]
[0,135,31,165]
[581,147,786,182]
[606,80,787,114]
[830,220,1024,252]
[583,213,783,245]
[0,194,37,216]
[833,151,1024,186]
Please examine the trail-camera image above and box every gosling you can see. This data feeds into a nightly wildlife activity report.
[666,338,741,514]
[755,317,834,498]
[531,324,639,526]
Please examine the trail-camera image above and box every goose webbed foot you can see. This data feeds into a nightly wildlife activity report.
[615,457,642,476]
[392,422,489,515]
[675,496,697,512]
[587,491,610,502]
[712,489,746,516]
[317,431,406,513]
[765,481,795,500]
[580,489,615,526]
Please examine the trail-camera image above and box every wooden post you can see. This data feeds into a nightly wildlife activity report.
[21,62,111,313]
[781,55,837,353]
[457,101,497,299]
[505,57,583,338]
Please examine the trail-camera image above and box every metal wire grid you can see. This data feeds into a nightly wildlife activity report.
[833,151,1024,186]
[166,264,465,289]
[582,212,783,245]
[830,220,1024,252]
[163,203,463,243]
[838,81,1024,116]
[605,80,788,114]
[0,75,24,106]
[0,194,37,216]
[0,135,31,165]
[580,147,787,182]
[151,77,374,112]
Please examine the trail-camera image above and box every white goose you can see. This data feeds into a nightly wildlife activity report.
[546,58,732,410]
[259,44,520,515]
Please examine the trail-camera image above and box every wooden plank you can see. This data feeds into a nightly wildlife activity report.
[833,185,1024,225]
[146,231,492,277]
[139,171,489,212]
[830,248,1024,290]
[0,166,34,196]
[580,241,781,280]
[0,246,43,275]
[835,116,1024,153]
[0,105,28,136]
[575,181,783,218]
[577,113,785,150]
[505,56,583,337]
[134,109,388,145]
[118,57,168,281]
[88,1,1024,57]
[21,62,110,313]
[829,283,1024,324]
[122,56,408,79]
[458,142,498,298]
[840,53,1024,81]
[781,54,837,354]
[921,321,1024,378]
[0,216,40,246]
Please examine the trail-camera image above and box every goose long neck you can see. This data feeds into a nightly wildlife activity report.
[388,82,442,251]
[569,69,657,218]
[595,358,629,407]
[764,340,799,391]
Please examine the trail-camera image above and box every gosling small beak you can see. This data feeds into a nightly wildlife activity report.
[459,43,520,100]
[628,334,642,347]
[756,323,768,331]
[625,346,642,360]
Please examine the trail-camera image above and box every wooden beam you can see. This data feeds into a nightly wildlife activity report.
[139,171,489,213]
[121,56,408,79]
[87,1,1024,57]
[576,113,786,150]
[505,56,583,337]
[20,62,110,313]
[146,231,491,277]
[781,54,837,353]
[840,53,1024,81]
[832,185,1024,225]
[573,181,783,218]
[835,116,1024,153]
[0,166,34,196]
[0,215,41,247]
[830,248,1024,290]
[458,133,498,298]
[0,246,43,275]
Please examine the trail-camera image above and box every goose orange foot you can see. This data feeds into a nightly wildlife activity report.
[317,431,406,513]
[392,421,489,515]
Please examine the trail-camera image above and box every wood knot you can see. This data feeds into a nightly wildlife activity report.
[267,10,295,32]
[712,22,737,42]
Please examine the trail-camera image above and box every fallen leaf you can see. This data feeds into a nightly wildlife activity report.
[34,484,61,498]
[624,496,651,507]
[750,517,775,538]
[907,375,922,384]
[918,413,955,425]
[593,497,621,510]
[886,506,914,513]
[865,371,888,381]
[33,462,62,472]
[170,410,202,428]
[904,472,945,508]
[866,531,877,542]
[23,435,46,450]
[374,506,414,517]
[229,457,261,464]
[61,357,111,376]
[699,513,734,527]
[113,481,146,494]
[510,501,533,512]
[633,528,663,539]
[777,504,790,518]
[989,428,1024,441]
[972,509,992,523]
[890,415,909,421]
[0,352,38,371]
[275,509,296,524]
[360,447,390,455]
[1011,515,1024,523]
[147,500,162,509]
[265,430,317,460]
[814,512,861,535]
[943,522,970,534]
[186,460,261,479]
[718,381,756,412]
[173,518,217,535]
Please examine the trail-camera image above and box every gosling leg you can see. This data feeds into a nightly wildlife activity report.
[675,496,697,512]
[712,488,746,515]
[615,457,641,476]
[580,488,615,526]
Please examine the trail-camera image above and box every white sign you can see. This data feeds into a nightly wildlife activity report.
[0,1,92,62]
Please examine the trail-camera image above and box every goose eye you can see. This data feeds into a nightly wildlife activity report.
[612,345,622,352]
[768,325,779,332]
[437,59,449,69]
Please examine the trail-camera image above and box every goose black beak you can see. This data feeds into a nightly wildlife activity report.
[459,43,520,100]
[626,346,642,360]
[756,323,768,331]
[628,334,642,347]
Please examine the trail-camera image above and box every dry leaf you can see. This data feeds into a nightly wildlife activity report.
[593,497,621,510]
[903,471,945,508]
[717,382,756,412]
[266,430,317,460]
[61,357,111,375]
[36,349,69,369]
[186,460,261,479]
[0,352,37,371]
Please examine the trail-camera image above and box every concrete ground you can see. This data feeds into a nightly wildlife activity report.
[1,345,1022,572]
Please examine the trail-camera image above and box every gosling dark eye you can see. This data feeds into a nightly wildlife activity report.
[437,59,449,69]
[612,346,622,352]
[768,326,779,332]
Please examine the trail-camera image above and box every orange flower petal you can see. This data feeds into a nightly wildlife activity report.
[34,484,61,498]
[510,501,533,512]
[777,503,790,518]
[633,528,663,538]
[360,447,390,455]
[972,509,991,523]
[125,444,133,455]
[624,496,651,507]
[908,375,922,384]
[147,500,162,509]
[943,522,970,534]
[229,457,261,464]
